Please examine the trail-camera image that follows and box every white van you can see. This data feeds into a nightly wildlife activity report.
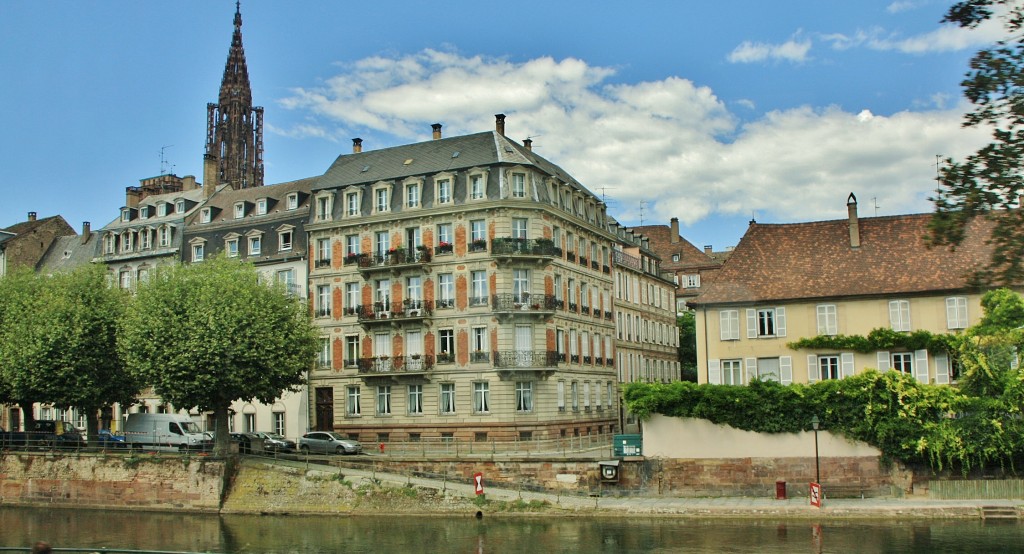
[124,413,210,450]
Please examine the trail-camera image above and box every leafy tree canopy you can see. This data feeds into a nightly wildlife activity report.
[117,256,319,453]
[931,0,1024,283]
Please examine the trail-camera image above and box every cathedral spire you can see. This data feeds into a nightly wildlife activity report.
[204,1,264,190]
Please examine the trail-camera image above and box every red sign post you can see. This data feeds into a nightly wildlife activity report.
[474,472,484,495]
[809,482,823,508]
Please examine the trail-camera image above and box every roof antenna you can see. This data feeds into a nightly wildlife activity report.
[639,201,646,226]
[160,145,175,175]
[872,197,880,216]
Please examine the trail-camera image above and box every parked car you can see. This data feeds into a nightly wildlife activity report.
[298,432,362,455]
[252,432,296,452]
[230,432,261,454]
[98,429,127,448]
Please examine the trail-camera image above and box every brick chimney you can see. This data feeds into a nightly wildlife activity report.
[495,114,506,136]
[27,211,37,221]
[670,217,680,244]
[353,138,363,153]
[81,222,91,244]
[847,193,860,248]
[704,245,712,255]
[432,124,442,140]
[523,138,532,151]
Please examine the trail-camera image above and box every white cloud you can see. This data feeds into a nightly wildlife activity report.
[277,50,988,232]
[727,37,812,63]
[822,15,1007,54]
[886,1,924,14]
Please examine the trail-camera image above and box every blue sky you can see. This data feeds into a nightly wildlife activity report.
[0,0,999,249]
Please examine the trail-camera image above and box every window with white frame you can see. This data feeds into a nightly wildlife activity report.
[157,203,168,217]
[473,382,490,413]
[406,276,422,308]
[440,383,456,414]
[191,242,205,262]
[316,194,333,221]
[200,208,211,223]
[226,238,239,258]
[175,200,185,213]
[376,386,392,415]
[436,178,452,204]
[722,359,743,385]
[234,203,245,219]
[374,279,390,311]
[571,381,579,411]
[557,381,566,411]
[439,329,455,361]
[437,273,454,308]
[471,270,488,306]
[684,274,700,288]
[345,234,359,257]
[889,300,911,332]
[345,282,359,315]
[817,355,840,380]
[159,226,171,247]
[513,269,530,302]
[345,335,359,367]
[752,357,780,382]
[374,187,390,213]
[318,337,331,368]
[249,235,261,256]
[316,238,331,265]
[470,174,485,199]
[347,386,360,416]
[278,228,293,251]
[720,310,740,340]
[748,307,786,338]
[139,229,151,250]
[120,232,134,253]
[406,182,420,208]
[470,219,486,242]
[606,382,613,409]
[892,352,913,374]
[512,173,526,198]
[408,384,423,415]
[516,382,533,412]
[946,297,968,330]
[272,412,285,435]
[276,269,295,295]
[436,223,452,246]
[374,231,389,257]
[316,285,331,317]
[287,193,298,210]
[817,304,838,335]
[471,326,488,355]
[256,199,267,215]
[119,270,132,290]
[512,218,528,239]
[346,191,360,216]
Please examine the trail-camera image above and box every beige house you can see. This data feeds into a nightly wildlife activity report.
[690,194,997,386]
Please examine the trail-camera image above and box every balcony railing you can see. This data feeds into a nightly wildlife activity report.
[581,306,591,315]
[491,293,558,313]
[435,298,455,310]
[604,310,613,320]
[579,256,588,267]
[470,351,490,363]
[567,252,576,263]
[493,350,560,368]
[591,261,600,271]
[613,250,641,271]
[358,249,430,271]
[434,243,454,256]
[357,355,435,374]
[436,352,454,364]
[314,259,332,269]
[492,238,560,258]
[314,308,331,318]
[343,253,365,266]
[469,240,488,253]
[356,300,434,322]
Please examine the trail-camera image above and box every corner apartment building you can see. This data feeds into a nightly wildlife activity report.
[306,117,622,443]
[690,194,998,386]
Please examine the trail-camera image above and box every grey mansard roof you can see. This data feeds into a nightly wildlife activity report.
[314,131,592,195]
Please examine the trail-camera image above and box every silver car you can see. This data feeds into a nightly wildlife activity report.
[299,431,362,455]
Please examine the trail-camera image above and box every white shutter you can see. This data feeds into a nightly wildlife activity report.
[876,351,890,371]
[745,357,757,384]
[945,298,958,329]
[935,352,950,385]
[841,353,855,378]
[775,307,787,337]
[914,349,929,384]
[807,355,818,384]
[719,311,731,341]
[708,359,721,385]
[746,309,757,338]
[780,356,792,385]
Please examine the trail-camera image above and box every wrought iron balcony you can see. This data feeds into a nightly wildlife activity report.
[435,352,455,364]
[357,355,434,374]
[604,310,613,320]
[468,240,488,253]
[492,350,560,368]
[491,293,558,314]
[356,300,434,323]
[314,258,332,269]
[434,243,454,256]
[591,260,600,271]
[470,351,490,363]
[314,308,331,318]
[579,256,588,267]
[566,252,576,263]
[343,253,365,266]
[491,238,560,259]
[435,298,455,310]
[581,306,591,315]
[357,249,430,273]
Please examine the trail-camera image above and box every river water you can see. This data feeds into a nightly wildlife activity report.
[1,506,1023,553]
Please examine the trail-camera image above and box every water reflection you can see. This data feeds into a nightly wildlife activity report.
[1,507,1022,553]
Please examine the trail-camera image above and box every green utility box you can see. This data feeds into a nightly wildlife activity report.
[613,434,642,457]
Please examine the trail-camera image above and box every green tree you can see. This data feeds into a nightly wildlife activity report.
[931,0,1024,283]
[0,265,134,440]
[677,312,698,382]
[117,256,319,455]
[957,288,1024,397]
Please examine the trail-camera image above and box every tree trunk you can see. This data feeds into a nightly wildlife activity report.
[83,405,100,446]
[18,401,34,431]
[213,403,232,457]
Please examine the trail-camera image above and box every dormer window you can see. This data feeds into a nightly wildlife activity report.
[316,193,333,221]
[470,173,486,200]
[120,231,134,252]
[175,200,185,213]
[345,191,360,217]
[256,199,267,215]
[436,178,452,204]
[226,237,239,258]
[279,226,294,251]
[512,173,526,198]
[200,208,212,224]
[104,234,116,254]
[248,233,262,256]
[374,187,390,213]
[139,229,152,250]
[157,203,167,217]
[287,193,298,210]
[406,182,420,208]
[121,209,131,222]
[234,203,245,219]
[158,225,171,247]
[140,206,149,219]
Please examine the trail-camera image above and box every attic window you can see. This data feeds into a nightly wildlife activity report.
[403,159,414,166]
[361,165,370,173]
[452,151,460,158]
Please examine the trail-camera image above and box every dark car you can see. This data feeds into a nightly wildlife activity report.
[252,432,296,452]
[30,420,84,449]
[299,431,362,455]
[98,429,127,448]
[230,432,261,454]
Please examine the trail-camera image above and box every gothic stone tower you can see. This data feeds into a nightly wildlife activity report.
[204,1,264,191]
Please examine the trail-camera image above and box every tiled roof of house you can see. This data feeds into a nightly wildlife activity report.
[2,215,69,235]
[690,212,996,306]
[37,232,101,274]
[631,224,716,269]
[189,176,318,226]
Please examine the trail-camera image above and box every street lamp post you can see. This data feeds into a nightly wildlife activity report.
[811,415,820,484]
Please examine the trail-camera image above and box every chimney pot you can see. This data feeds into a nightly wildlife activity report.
[523,138,532,151]
[670,217,680,244]
[27,211,37,221]
[352,138,363,153]
[81,222,91,244]
[432,124,442,140]
[495,114,506,136]
[704,245,712,254]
